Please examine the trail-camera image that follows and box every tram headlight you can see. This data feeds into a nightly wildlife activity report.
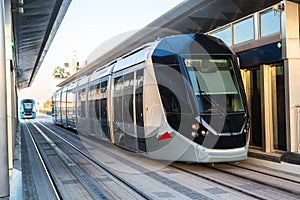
[244,121,250,134]
[191,123,201,137]
[192,123,200,131]
[201,130,207,136]
[191,132,199,137]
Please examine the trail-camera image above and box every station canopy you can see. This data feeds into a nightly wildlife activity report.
[59,0,291,87]
[12,0,71,88]
[12,0,299,88]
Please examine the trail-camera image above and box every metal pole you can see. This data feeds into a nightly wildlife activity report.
[0,0,9,197]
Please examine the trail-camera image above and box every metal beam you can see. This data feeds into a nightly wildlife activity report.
[0,0,9,197]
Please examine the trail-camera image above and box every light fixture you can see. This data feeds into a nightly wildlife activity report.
[11,0,24,14]
[273,3,285,12]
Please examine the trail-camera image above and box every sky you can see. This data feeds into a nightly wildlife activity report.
[19,0,185,102]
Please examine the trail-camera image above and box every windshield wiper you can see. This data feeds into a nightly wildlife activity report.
[198,90,226,116]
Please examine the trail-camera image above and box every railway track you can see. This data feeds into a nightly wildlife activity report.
[33,120,216,200]
[171,162,300,200]
[22,117,300,199]
[23,120,152,199]
[22,121,61,200]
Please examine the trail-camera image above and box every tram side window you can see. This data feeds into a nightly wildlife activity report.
[135,69,145,151]
[56,93,61,117]
[76,90,80,117]
[100,81,107,121]
[123,73,134,127]
[62,91,67,117]
[79,88,86,117]
[100,80,109,136]
[69,89,76,124]
[152,55,192,131]
[67,91,74,117]
[51,98,55,116]
[114,76,123,128]
[88,85,96,119]
[94,83,101,120]
[135,70,144,127]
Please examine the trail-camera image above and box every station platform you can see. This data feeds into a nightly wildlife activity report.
[8,130,22,200]
[249,148,300,165]
[5,117,300,199]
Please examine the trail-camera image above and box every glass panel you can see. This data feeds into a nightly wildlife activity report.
[78,88,86,118]
[114,76,123,123]
[135,70,144,126]
[61,92,67,121]
[153,55,189,131]
[77,88,87,134]
[24,102,32,109]
[113,76,124,146]
[100,81,109,139]
[249,68,262,148]
[88,84,100,136]
[56,94,61,122]
[67,90,76,127]
[273,65,286,151]
[210,25,232,46]
[260,9,280,37]
[94,83,100,120]
[184,57,245,113]
[88,85,95,118]
[135,69,146,152]
[123,73,134,134]
[123,73,136,150]
[234,17,254,44]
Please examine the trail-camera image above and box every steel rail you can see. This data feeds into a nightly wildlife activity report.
[23,121,61,200]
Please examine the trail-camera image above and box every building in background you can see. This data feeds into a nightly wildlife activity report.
[53,51,80,79]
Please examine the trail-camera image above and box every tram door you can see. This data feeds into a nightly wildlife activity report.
[113,69,145,151]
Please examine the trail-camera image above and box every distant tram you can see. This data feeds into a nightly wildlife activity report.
[20,99,36,119]
[52,34,249,163]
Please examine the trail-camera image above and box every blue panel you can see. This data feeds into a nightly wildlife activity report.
[237,42,282,68]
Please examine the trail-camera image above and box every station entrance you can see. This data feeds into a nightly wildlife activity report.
[241,63,286,152]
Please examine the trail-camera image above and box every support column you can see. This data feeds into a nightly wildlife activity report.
[5,0,13,171]
[262,65,274,153]
[0,0,9,197]
[282,1,300,152]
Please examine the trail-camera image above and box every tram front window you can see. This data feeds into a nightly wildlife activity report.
[24,102,33,110]
[184,56,245,114]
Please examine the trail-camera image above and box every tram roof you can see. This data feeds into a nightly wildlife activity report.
[13,0,71,88]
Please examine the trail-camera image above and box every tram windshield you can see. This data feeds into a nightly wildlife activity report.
[184,56,245,114]
[24,102,33,110]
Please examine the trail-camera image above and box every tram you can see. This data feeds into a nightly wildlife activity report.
[20,99,36,119]
[52,33,250,163]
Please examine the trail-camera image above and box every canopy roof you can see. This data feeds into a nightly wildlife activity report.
[12,0,71,88]
[13,0,298,88]
[58,0,287,87]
